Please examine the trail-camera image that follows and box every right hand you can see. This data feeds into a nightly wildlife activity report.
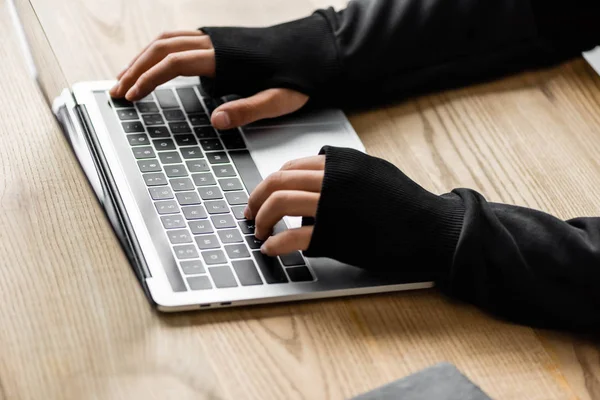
[109,30,309,130]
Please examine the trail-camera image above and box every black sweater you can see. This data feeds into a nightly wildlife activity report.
[200,0,600,332]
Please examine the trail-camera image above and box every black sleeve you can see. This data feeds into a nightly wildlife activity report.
[200,0,600,106]
[302,146,600,333]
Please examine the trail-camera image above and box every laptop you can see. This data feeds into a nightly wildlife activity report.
[9,0,433,311]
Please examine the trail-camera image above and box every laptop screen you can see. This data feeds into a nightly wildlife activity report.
[8,0,69,105]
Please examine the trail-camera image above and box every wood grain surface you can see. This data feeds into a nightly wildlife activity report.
[1,0,599,399]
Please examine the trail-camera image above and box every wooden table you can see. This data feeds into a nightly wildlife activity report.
[1,0,599,399]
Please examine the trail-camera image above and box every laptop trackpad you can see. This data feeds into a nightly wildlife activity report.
[243,123,364,179]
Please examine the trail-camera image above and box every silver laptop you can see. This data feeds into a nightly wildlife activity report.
[9,0,432,311]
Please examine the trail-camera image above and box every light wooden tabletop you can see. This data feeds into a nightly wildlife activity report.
[1,0,599,399]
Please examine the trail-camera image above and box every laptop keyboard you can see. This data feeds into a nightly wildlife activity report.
[109,87,315,291]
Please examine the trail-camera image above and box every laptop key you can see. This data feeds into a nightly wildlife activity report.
[187,276,212,290]
[155,89,179,109]
[161,214,186,229]
[200,139,223,152]
[176,88,204,114]
[192,173,216,186]
[149,186,173,200]
[182,205,208,220]
[164,109,185,121]
[133,146,156,159]
[232,260,263,286]
[189,113,211,126]
[218,229,243,243]
[153,139,176,151]
[202,250,227,266]
[174,244,199,260]
[225,244,250,259]
[280,251,305,266]
[164,164,188,178]
[155,200,180,215]
[286,266,314,282]
[123,121,144,133]
[211,214,235,228]
[232,206,246,220]
[138,159,161,172]
[221,131,246,150]
[180,147,203,160]
[158,151,182,164]
[238,221,255,235]
[147,126,170,138]
[219,178,243,191]
[170,178,195,191]
[186,160,209,173]
[189,220,214,234]
[194,126,217,138]
[142,113,164,126]
[180,259,205,274]
[195,234,220,250]
[213,164,236,178]
[207,152,229,164]
[117,108,139,120]
[176,191,201,205]
[111,97,133,108]
[198,186,223,200]
[127,133,150,146]
[143,172,167,186]
[209,266,238,287]
[136,102,159,113]
[174,134,197,146]
[169,122,191,134]
[167,229,193,244]
[206,201,230,216]
[245,235,263,249]
[225,191,248,205]
[253,251,288,283]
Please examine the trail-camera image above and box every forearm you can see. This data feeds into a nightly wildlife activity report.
[444,189,600,332]
[302,147,600,332]
[201,0,600,105]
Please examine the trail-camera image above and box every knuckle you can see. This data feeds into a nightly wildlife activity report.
[150,39,167,54]
[166,53,180,65]
[271,191,289,207]
[281,160,295,171]
[266,171,285,190]
[136,72,150,88]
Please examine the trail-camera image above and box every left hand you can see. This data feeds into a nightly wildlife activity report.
[245,155,325,256]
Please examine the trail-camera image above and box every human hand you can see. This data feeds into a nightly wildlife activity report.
[109,30,309,130]
[245,155,325,256]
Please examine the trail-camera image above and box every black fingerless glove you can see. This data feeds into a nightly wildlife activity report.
[303,146,466,282]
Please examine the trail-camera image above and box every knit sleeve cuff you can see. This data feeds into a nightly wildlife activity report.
[303,146,466,281]
[199,11,342,99]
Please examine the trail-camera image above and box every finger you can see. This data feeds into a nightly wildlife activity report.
[254,191,319,240]
[115,30,206,80]
[280,155,325,172]
[211,88,309,129]
[125,49,215,101]
[260,226,313,256]
[112,35,212,97]
[245,170,323,220]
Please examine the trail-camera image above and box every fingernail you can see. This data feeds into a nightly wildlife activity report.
[125,86,139,100]
[254,228,261,239]
[213,111,230,129]
[243,205,252,220]
[260,243,267,254]
[110,83,120,95]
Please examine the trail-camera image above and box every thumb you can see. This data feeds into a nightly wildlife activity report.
[211,88,309,129]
